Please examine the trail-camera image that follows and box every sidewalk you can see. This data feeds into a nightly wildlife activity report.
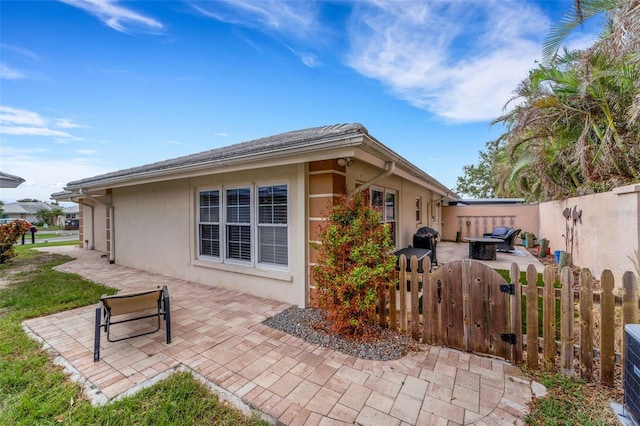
[24,246,541,425]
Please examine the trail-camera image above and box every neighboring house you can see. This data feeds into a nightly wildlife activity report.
[52,123,458,307]
[1,201,56,224]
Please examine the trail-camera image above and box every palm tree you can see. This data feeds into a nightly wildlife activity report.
[489,0,640,201]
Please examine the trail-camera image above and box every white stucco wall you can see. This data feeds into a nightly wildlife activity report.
[110,164,308,307]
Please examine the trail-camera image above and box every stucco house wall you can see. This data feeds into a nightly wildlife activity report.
[539,184,640,286]
[54,124,456,308]
[79,201,108,251]
[441,203,539,242]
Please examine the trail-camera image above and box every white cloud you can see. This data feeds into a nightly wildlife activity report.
[0,43,39,61]
[346,1,550,122]
[190,0,320,41]
[59,0,164,34]
[0,106,46,126]
[0,146,110,203]
[0,106,82,140]
[1,63,25,80]
[75,149,96,155]
[287,47,320,68]
[1,126,75,138]
[213,132,228,137]
[165,140,181,145]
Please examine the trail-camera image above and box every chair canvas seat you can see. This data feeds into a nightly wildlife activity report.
[94,286,171,362]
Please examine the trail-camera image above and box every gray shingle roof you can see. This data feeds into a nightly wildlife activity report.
[66,123,367,188]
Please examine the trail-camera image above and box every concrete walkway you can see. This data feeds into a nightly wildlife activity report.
[24,246,541,425]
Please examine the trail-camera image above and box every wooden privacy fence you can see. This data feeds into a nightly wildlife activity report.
[380,255,640,386]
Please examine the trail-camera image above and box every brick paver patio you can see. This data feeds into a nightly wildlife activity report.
[23,246,539,425]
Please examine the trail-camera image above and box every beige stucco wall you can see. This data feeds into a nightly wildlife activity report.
[539,184,640,286]
[441,204,539,242]
[346,162,443,248]
[79,201,108,251]
[110,164,308,307]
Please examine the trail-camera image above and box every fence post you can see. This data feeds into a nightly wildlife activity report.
[543,267,556,371]
[579,269,594,381]
[410,256,420,340]
[560,266,574,377]
[526,264,539,370]
[600,270,615,387]
[399,255,407,333]
[510,263,523,365]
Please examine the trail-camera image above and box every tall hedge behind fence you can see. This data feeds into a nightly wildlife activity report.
[381,255,640,386]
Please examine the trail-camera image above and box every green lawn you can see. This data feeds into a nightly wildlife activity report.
[0,246,268,426]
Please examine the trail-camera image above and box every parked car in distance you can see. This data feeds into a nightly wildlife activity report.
[65,219,79,230]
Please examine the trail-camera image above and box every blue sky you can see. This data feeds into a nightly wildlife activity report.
[0,1,599,204]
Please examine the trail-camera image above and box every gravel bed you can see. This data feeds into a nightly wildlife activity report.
[263,306,419,361]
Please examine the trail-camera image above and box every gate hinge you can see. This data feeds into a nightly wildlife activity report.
[501,333,517,344]
[499,284,516,295]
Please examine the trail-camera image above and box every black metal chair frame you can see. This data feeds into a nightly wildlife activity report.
[94,286,171,362]
[483,227,521,252]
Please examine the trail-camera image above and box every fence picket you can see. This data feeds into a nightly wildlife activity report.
[389,260,397,331]
[378,258,639,385]
[560,266,574,377]
[422,263,433,343]
[579,269,594,381]
[510,263,523,365]
[600,270,615,387]
[543,266,556,371]
[622,272,639,378]
[526,265,539,369]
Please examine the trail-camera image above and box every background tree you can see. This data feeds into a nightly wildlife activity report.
[50,206,64,227]
[454,141,503,198]
[36,208,53,225]
[459,0,639,201]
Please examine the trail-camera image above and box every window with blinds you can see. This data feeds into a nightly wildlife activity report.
[199,189,220,258]
[371,186,397,246]
[226,188,252,262]
[258,184,288,266]
[197,183,289,269]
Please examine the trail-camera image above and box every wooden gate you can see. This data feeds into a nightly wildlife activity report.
[424,259,516,360]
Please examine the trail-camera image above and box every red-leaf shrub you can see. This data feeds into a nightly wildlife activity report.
[311,193,397,337]
[0,220,32,263]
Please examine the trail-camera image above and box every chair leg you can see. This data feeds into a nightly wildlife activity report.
[164,292,171,344]
[94,304,102,362]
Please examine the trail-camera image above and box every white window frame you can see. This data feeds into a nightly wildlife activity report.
[196,182,289,271]
[224,186,253,265]
[371,186,397,247]
[256,183,289,270]
[197,187,221,261]
[416,196,422,224]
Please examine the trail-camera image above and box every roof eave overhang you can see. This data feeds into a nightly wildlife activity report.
[64,135,366,194]
[359,135,459,200]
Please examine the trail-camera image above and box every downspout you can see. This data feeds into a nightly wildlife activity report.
[79,189,115,263]
[353,162,396,194]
